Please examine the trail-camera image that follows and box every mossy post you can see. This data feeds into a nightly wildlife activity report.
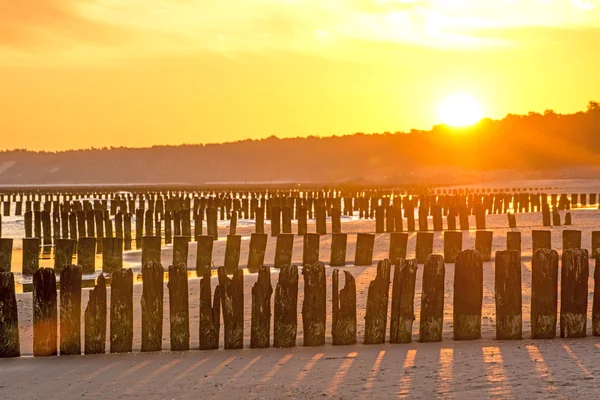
[531,249,559,339]
[443,231,462,263]
[355,233,375,266]
[110,268,133,353]
[303,233,320,265]
[54,238,75,275]
[532,230,551,253]
[495,251,522,340]
[195,235,214,277]
[0,238,13,272]
[273,264,298,348]
[562,230,582,251]
[274,233,294,269]
[59,264,82,355]
[0,272,20,357]
[332,269,357,345]
[199,264,220,350]
[251,265,273,348]
[389,232,408,265]
[453,250,483,340]
[330,233,347,267]
[33,267,57,356]
[218,266,244,349]
[475,230,493,262]
[141,236,161,266]
[172,235,190,266]
[390,258,418,344]
[168,263,190,351]
[102,237,123,273]
[77,237,96,274]
[560,248,589,338]
[416,232,434,264]
[84,275,106,355]
[302,261,326,346]
[364,259,391,344]
[419,255,445,342]
[247,233,268,273]
[224,234,241,274]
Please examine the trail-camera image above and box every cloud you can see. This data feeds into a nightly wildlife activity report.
[1,0,599,65]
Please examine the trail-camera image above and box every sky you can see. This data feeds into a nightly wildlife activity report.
[1,0,600,151]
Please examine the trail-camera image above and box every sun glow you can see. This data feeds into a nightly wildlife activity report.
[437,93,485,127]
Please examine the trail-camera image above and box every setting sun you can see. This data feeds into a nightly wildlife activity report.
[437,93,485,127]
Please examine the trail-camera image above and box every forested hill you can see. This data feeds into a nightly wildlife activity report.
[2,103,600,186]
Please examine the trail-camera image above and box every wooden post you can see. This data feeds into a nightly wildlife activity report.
[110,268,133,353]
[302,261,326,346]
[84,275,106,355]
[246,233,267,273]
[141,236,161,266]
[562,230,582,251]
[418,206,428,231]
[206,208,218,240]
[453,250,483,340]
[199,264,220,350]
[0,272,20,357]
[124,212,132,250]
[77,237,96,274]
[330,233,347,267]
[564,212,572,225]
[274,233,294,269]
[255,206,265,235]
[593,250,600,336]
[224,234,241,274]
[195,235,214,277]
[281,206,292,234]
[273,264,298,348]
[54,238,75,275]
[507,231,521,252]
[22,237,40,275]
[271,206,281,237]
[593,232,600,260]
[542,203,551,226]
[332,269,357,345]
[495,251,522,340]
[33,267,57,356]
[389,232,408,264]
[552,207,561,226]
[560,248,589,338]
[375,205,385,233]
[141,261,164,352]
[390,258,418,343]
[25,211,33,238]
[474,205,486,230]
[531,248,559,339]
[168,263,190,351]
[0,238,13,272]
[297,205,307,235]
[331,207,342,234]
[416,232,434,264]
[507,213,517,228]
[102,237,123,273]
[458,205,469,231]
[303,233,320,265]
[532,230,551,252]
[60,264,82,355]
[355,233,375,266]
[406,204,415,232]
[364,259,391,344]
[443,231,462,263]
[251,266,272,348]
[475,230,493,262]
[432,205,443,231]
[218,266,244,349]
[172,235,190,266]
[419,255,445,342]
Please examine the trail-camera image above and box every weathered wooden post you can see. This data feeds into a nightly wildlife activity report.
[273,264,298,348]
[542,203,551,226]
[60,265,82,355]
[531,248,559,339]
[302,261,326,346]
[102,237,123,273]
[77,210,86,238]
[552,207,561,226]
[34,210,42,239]
[246,233,267,273]
[507,213,517,228]
[447,208,457,231]
[110,268,133,353]
[77,237,96,274]
[562,230,581,251]
[54,238,75,275]
[195,235,214,277]
[69,212,78,241]
[375,205,385,233]
[458,205,469,231]
[271,206,281,237]
[0,272,20,357]
[33,267,57,356]
[141,236,161,266]
[22,237,40,275]
[560,248,589,338]
[443,231,462,263]
[416,232,434,264]
[255,206,265,235]
[475,230,493,262]
[141,261,164,352]
[315,206,327,235]
[355,233,375,266]
[593,232,600,259]
[172,235,190,266]
[474,205,486,230]
[0,238,13,272]
[274,233,294,269]
[331,207,342,234]
[564,212,572,225]
[84,275,106,355]
[199,264,220,350]
[206,208,218,240]
[332,269,357,345]
[390,258,418,343]
[297,205,307,235]
[418,206,428,231]
[453,250,483,340]
[495,251,522,340]
[224,234,241,274]
[593,250,600,335]
[507,231,521,252]
[330,233,347,267]
[251,266,272,348]
[406,204,415,232]
[218,266,244,349]
[25,211,33,238]
[282,206,292,234]
[124,212,132,250]
[364,259,391,344]
[431,205,443,231]
[389,232,408,264]
[135,209,143,249]
[532,230,551,252]
[303,233,320,265]
[419,255,445,342]
[168,263,189,351]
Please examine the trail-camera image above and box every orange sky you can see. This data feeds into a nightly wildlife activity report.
[1,0,599,151]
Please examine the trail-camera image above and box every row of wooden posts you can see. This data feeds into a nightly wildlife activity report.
[1,247,599,358]
[2,228,600,276]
